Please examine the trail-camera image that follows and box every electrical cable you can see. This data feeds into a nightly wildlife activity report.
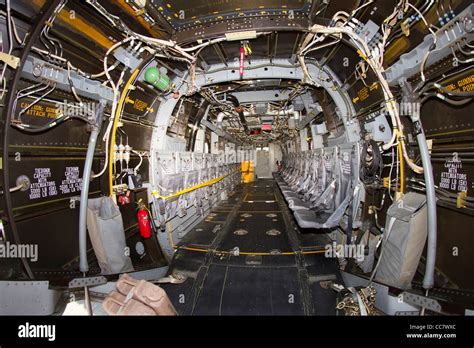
[1,0,62,280]
[12,113,90,133]
[422,82,474,97]
[0,0,14,99]
[360,139,383,184]
[108,69,140,195]
[450,46,474,64]
[132,150,144,175]
[421,92,473,105]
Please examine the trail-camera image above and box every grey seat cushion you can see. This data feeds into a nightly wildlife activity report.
[294,210,332,229]
[289,198,311,211]
[283,192,300,199]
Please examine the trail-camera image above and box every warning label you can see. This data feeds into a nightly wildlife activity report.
[29,168,58,200]
[352,83,379,104]
[59,167,83,194]
[20,102,60,119]
[442,73,474,93]
[439,153,468,192]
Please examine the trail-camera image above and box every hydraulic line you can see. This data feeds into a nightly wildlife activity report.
[417,124,437,290]
[421,93,473,105]
[1,0,62,279]
[79,100,105,273]
[12,114,90,133]
[429,83,474,98]
[226,94,249,133]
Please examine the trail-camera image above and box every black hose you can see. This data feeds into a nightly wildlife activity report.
[226,94,249,133]
[1,0,62,279]
[360,139,383,185]
[189,101,209,151]
[79,100,105,274]
[11,114,90,134]
[421,82,474,98]
[421,93,473,105]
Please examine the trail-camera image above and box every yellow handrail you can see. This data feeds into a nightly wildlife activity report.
[397,130,405,194]
[152,168,241,200]
[109,69,140,197]
[176,245,326,256]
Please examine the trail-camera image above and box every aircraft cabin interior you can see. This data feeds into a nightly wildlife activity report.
[0,0,473,323]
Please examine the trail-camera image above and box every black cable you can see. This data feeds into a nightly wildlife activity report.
[11,114,90,134]
[421,82,474,97]
[360,139,383,185]
[1,0,62,280]
[226,94,249,133]
[421,92,473,105]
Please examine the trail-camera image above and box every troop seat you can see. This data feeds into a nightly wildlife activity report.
[275,145,360,231]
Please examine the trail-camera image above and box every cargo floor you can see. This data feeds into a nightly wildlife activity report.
[160,179,342,315]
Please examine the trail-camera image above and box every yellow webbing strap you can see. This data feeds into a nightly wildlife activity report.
[152,169,240,200]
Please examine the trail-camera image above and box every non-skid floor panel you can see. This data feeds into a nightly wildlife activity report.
[179,223,221,247]
[244,192,275,201]
[160,277,197,315]
[240,201,279,211]
[211,253,298,267]
[191,264,229,315]
[205,211,231,221]
[219,217,290,253]
[299,232,333,248]
[168,248,207,274]
[164,179,342,315]
[218,266,305,315]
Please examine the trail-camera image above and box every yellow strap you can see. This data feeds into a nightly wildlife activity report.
[176,245,326,256]
[152,169,241,200]
[357,49,368,62]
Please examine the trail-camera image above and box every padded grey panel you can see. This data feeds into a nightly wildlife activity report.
[289,199,311,211]
[375,192,428,289]
[294,210,332,229]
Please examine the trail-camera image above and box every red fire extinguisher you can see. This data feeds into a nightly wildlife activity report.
[137,200,151,239]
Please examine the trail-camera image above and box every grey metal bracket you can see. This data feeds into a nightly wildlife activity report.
[113,46,143,71]
[200,119,242,145]
[297,104,322,130]
[400,291,443,313]
[22,55,114,101]
[68,276,108,289]
[385,4,474,85]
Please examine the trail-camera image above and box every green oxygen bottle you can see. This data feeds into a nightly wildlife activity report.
[144,66,171,92]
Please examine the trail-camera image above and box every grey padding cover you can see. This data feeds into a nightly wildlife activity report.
[289,198,311,211]
[87,197,134,275]
[293,210,332,229]
[375,192,428,289]
[294,192,351,229]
